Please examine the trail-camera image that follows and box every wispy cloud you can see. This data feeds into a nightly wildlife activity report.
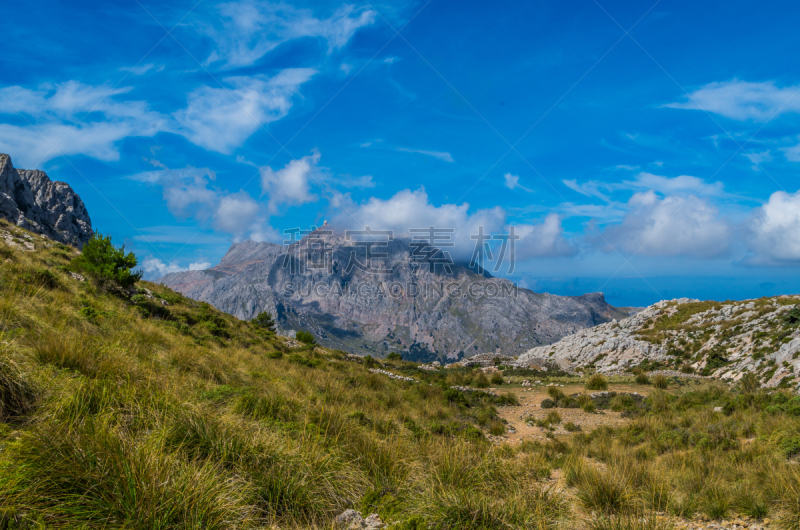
[665,79,800,121]
[396,147,454,162]
[201,1,376,69]
[119,63,164,76]
[743,150,773,171]
[503,173,533,192]
[0,81,166,165]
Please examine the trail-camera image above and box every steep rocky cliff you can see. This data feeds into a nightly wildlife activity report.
[0,154,92,248]
[518,296,800,388]
[158,230,632,360]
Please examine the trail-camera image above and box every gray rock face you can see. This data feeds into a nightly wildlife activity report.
[158,230,630,360]
[0,154,92,248]
[518,295,800,389]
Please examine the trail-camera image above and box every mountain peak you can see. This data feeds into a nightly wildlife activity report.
[0,154,92,248]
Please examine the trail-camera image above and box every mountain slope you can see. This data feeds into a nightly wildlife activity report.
[158,233,631,360]
[518,296,800,388]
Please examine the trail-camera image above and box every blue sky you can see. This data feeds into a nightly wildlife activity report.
[2,0,800,307]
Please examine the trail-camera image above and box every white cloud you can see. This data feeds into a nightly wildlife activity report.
[781,142,800,162]
[746,189,800,264]
[0,81,166,165]
[515,214,576,258]
[141,257,187,277]
[213,191,262,236]
[189,261,212,270]
[331,188,504,260]
[203,1,375,69]
[599,191,731,258]
[504,173,533,192]
[330,188,574,261]
[625,172,727,197]
[260,150,320,212]
[563,172,727,203]
[140,257,212,279]
[335,174,375,189]
[665,80,800,121]
[119,63,164,76]
[396,147,454,163]
[563,179,612,202]
[174,69,316,153]
[128,165,266,241]
[743,150,773,171]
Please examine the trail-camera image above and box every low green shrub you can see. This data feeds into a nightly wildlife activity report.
[587,374,609,391]
[296,330,315,344]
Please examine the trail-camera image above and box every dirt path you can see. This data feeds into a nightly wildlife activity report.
[492,384,640,443]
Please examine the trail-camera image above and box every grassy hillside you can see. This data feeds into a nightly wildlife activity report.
[2,222,800,529]
[0,223,559,529]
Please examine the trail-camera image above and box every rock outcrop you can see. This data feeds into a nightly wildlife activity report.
[158,230,631,360]
[0,154,92,248]
[518,296,800,388]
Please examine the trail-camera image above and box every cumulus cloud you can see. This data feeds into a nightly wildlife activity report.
[330,187,574,262]
[746,189,800,264]
[203,1,376,69]
[665,80,800,121]
[504,173,533,192]
[515,213,576,259]
[599,191,731,258]
[174,69,316,153]
[260,150,320,212]
[396,147,454,163]
[142,257,187,277]
[141,258,213,279]
[0,81,166,165]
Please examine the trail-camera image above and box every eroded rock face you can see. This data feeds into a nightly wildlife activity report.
[0,154,92,248]
[158,230,631,360]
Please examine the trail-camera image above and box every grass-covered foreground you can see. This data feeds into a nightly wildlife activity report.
[0,223,800,529]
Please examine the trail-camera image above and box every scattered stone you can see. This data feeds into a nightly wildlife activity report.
[369,368,417,383]
[334,510,386,529]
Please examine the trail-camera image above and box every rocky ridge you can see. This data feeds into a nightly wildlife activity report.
[158,232,632,360]
[0,154,92,248]
[518,296,800,388]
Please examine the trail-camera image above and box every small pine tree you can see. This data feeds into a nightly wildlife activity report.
[252,311,276,332]
[296,330,315,344]
[71,233,142,288]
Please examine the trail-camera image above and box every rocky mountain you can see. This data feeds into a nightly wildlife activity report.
[0,154,92,248]
[158,230,632,360]
[518,295,800,388]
